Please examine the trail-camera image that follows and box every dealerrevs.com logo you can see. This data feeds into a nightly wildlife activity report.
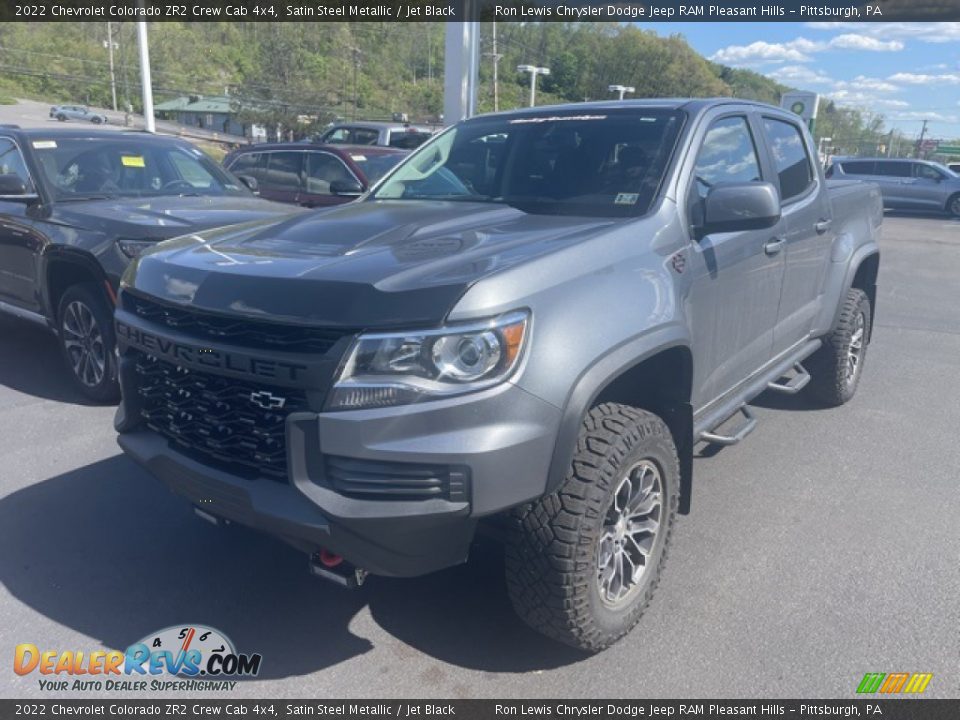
[14,624,262,692]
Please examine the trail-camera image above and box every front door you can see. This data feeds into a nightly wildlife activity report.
[684,113,786,409]
[0,138,43,311]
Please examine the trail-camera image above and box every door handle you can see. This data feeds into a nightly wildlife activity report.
[815,218,832,234]
[764,237,787,255]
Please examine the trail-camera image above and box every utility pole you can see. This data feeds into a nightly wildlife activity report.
[915,119,928,158]
[350,46,363,120]
[136,21,154,133]
[104,22,118,112]
[517,65,550,107]
[484,22,503,112]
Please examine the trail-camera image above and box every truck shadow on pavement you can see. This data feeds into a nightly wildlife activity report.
[0,315,90,405]
[0,455,585,681]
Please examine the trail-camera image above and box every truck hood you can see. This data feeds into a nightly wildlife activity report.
[125,200,619,328]
[51,194,300,240]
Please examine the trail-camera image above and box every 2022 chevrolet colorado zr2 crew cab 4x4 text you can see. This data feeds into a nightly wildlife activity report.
[115,100,882,651]
[0,128,296,401]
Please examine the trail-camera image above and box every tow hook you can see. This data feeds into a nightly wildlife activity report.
[309,550,368,589]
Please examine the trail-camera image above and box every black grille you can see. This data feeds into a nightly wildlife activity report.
[325,456,469,502]
[134,353,308,480]
[123,293,353,354]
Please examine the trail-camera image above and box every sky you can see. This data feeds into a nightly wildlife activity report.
[647,22,960,139]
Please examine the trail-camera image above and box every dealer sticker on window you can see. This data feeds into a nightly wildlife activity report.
[121,155,146,168]
[614,192,640,205]
[31,140,56,149]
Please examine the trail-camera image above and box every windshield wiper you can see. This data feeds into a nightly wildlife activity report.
[57,194,117,202]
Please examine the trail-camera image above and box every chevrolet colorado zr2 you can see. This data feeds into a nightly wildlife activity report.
[114,100,882,651]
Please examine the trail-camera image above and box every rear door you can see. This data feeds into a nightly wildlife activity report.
[759,115,833,355]
[245,151,302,205]
[874,160,913,207]
[683,112,786,407]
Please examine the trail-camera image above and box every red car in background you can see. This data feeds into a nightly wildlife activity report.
[222,143,408,208]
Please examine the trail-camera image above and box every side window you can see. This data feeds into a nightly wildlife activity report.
[840,161,876,175]
[0,139,35,191]
[689,116,762,228]
[762,117,814,202]
[915,164,944,181]
[305,153,352,194]
[350,129,380,146]
[324,129,350,144]
[264,152,302,193]
[877,161,911,178]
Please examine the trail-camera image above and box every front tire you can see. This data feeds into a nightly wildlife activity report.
[505,403,679,652]
[56,114,66,121]
[947,193,960,218]
[57,283,120,403]
[806,288,871,407]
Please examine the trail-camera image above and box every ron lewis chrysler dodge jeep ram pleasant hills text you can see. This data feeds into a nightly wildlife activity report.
[115,100,882,651]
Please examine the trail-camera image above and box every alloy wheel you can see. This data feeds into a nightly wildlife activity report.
[846,311,866,387]
[62,300,106,388]
[597,459,663,608]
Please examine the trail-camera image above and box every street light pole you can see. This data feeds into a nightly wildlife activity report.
[517,65,550,107]
[105,22,118,112]
[136,20,154,133]
[608,84,635,101]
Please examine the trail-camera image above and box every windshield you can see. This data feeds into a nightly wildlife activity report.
[347,152,407,184]
[30,137,249,201]
[373,108,685,217]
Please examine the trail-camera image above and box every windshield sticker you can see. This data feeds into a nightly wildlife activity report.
[615,192,640,205]
[31,140,56,149]
[121,155,146,168]
[350,155,367,161]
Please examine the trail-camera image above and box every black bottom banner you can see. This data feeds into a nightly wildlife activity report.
[2,700,957,720]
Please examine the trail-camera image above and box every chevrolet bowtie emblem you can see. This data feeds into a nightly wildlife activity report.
[249,390,286,410]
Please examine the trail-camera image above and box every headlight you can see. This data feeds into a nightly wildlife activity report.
[117,238,155,259]
[327,310,529,410]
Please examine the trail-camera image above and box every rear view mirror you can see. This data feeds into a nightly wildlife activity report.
[701,182,781,236]
[330,178,364,197]
[236,174,259,194]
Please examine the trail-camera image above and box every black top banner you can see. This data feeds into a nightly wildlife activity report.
[2,0,960,22]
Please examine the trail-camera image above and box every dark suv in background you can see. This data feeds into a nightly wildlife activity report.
[826,157,960,216]
[0,127,297,401]
[223,143,406,208]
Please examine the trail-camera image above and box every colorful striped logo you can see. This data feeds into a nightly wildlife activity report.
[857,673,933,694]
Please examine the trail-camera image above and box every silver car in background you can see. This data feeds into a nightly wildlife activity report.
[315,121,435,149]
[826,157,960,217]
[49,105,108,124]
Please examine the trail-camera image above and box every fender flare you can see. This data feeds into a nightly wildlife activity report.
[833,242,880,338]
[40,247,110,320]
[544,323,694,510]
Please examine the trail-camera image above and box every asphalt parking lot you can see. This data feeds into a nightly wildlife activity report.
[0,213,957,699]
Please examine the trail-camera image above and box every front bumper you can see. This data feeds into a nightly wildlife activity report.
[116,380,561,578]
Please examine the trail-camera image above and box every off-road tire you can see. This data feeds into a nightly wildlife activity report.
[806,287,871,407]
[505,403,679,652]
[57,282,120,403]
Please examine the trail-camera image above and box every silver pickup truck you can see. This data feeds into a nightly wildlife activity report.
[115,99,882,652]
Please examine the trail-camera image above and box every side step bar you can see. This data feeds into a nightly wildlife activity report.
[767,362,811,395]
[699,406,757,447]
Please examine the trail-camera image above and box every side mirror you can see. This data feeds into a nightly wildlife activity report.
[330,178,364,197]
[701,182,781,236]
[236,174,259,194]
[0,174,38,203]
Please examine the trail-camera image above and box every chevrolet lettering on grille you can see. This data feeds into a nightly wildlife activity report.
[249,390,286,410]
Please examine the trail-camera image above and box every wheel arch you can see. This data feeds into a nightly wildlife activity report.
[42,249,111,323]
[849,250,880,342]
[545,331,695,513]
